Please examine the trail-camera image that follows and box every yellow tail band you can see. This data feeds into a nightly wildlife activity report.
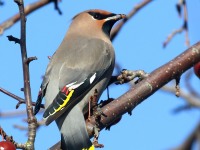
[82,145,95,150]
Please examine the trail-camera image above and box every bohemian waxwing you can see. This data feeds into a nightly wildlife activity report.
[34,9,125,150]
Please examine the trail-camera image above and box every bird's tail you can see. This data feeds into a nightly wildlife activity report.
[56,105,94,150]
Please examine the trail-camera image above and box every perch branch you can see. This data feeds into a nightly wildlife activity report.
[86,41,200,136]
[49,41,200,150]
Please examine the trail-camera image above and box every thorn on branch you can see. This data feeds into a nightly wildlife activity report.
[51,0,62,15]
[105,116,122,131]
[25,56,37,64]
[176,3,182,17]
[14,0,22,6]
[48,56,52,60]
[16,101,23,109]
[128,110,132,116]
[7,35,20,44]
[175,77,181,97]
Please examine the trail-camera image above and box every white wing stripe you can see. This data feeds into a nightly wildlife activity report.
[90,73,96,84]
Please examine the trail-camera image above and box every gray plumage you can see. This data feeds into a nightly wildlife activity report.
[34,9,125,150]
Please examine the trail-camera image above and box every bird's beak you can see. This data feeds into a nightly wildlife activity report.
[105,14,126,21]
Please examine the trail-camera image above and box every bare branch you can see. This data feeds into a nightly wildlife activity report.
[163,0,190,48]
[0,87,24,103]
[14,0,37,149]
[25,56,37,64]
[183,0,190,46]
[163,28,184,48]
[0,87,44,109]
[0,109,44,118]
[110,0,153,41]
[13,119,45,132]
[0,0,54,35]
[0,110,26,118]
[161,85,200,109]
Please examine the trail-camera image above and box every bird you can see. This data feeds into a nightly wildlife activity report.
[34,9,125,150]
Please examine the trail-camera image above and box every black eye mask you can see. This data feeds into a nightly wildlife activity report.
[88,12,115,20]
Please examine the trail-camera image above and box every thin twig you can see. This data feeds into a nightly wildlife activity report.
[183,0,190,46]
[163,28,184,48]
[163,0,190,47]
[110,0,153,41]
[13,119,45,132]
[0,109,44,118]
[0,87,24,103]
[0,110,26,118]
[0,87,45,109]
[161,85,200,110]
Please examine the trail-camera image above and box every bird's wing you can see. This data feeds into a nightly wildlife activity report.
[35,37,114,125]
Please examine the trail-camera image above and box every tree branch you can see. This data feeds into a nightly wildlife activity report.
[0,87,44,109]
[163,0,190,47]
[163,27,184,48]
[14,0,37,149]
[110,0,153,41]
[161,85,200,112]
[0,0,53,35]
[86,41,200,136]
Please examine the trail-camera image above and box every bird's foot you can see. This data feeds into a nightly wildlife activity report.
[93,141,104,148]
[93,126,104,148]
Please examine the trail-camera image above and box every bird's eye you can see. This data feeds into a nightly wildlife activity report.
[94,13,101,20]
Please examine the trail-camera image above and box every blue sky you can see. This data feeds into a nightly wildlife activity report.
[0,0,200,150]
